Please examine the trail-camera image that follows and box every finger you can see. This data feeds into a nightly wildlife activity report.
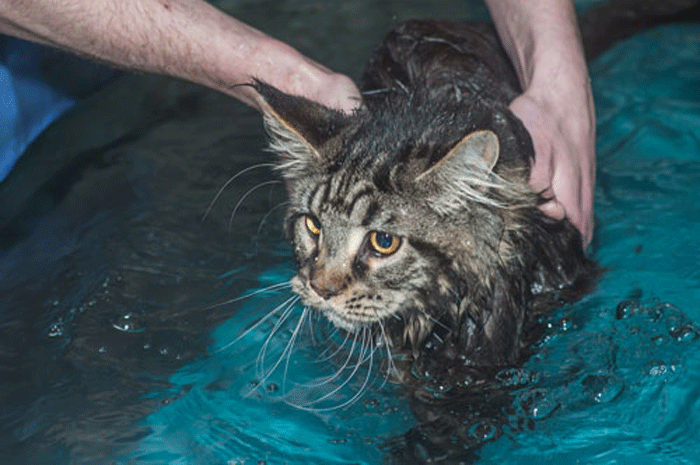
[538,198,566,220]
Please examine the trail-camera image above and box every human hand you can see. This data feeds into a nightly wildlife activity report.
[230,36,361,115]
[509,84,596,246]
[288,66,362,114]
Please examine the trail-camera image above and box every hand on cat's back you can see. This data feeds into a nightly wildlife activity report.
[510,85,596,247]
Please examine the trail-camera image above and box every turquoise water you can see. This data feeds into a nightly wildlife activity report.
[1,1,699,464]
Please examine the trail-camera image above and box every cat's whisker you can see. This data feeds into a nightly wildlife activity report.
[361,87,392,96]
[255,297,300,378]
[376,319,398,385]
[256,200,290,236]
[393,79,410,95]
[205,281,292,310]
[292,329,368,409]
[201,163,277,223]
[228,180,282,232]
[298,327,378,412]
[212,293,298,355]
[416,308,452,334]
[313,328,350,364]
[251,304,307,395]
[294,329,360,390]
[282,307,310,393]
[304,305,319,347]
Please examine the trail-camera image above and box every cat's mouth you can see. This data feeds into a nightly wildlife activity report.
[290,276,392,333]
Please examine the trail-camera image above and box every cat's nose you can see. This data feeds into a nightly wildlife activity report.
[309,276,347,300]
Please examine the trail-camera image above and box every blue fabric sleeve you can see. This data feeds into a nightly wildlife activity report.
[0,37,120,182]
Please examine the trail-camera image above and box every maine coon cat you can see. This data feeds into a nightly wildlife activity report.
[254,19,595,377]
[245,1,700,386]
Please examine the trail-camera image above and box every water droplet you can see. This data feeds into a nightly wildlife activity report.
[364,398,381,410]
[467,420,498,442]
[496,368,532,387]
[47,322,64,338]
[616,300,639,320]
[648,361,670,377]
[111,313,145,333]
[559,317,572,331]
[531,282,544,295]
[581,374,624,403]
[669,324,698,342]
[518,388,559,420]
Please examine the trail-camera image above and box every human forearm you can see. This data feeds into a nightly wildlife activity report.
[0,0,359,112]
[484,0,595,245]
[484,0,587,91]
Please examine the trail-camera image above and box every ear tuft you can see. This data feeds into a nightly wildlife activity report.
[254,80,352,179]
[415,130,506,214]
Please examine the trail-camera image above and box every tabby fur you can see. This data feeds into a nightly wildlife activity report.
[254,19,598,371]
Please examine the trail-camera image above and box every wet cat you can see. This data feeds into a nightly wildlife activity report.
[254,19,595,376]
[250,1,700,381]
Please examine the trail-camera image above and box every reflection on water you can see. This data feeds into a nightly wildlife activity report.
[1,1,699,463]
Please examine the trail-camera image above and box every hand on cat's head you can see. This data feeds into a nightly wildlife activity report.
[306,73,362,114]
[249,67,362,115]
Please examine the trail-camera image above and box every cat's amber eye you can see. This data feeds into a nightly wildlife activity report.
[369,231,401,256]
[305,215,321,236]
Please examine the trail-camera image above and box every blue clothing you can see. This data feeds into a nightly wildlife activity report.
[0,37,120,182]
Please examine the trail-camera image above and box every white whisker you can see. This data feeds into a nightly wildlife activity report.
[212,293,298,355]
[283,307,310,392]
[314,329,350,364]
[254,306,308,393]
[418,308,452,334]
[296,331,359,390]
[205,281,292,310]
[377,318,397,386]
[228,180,282,231]
[256,201,290,236]
[298,327,378,412]
[202,163,277,222]
[256,300,298,377]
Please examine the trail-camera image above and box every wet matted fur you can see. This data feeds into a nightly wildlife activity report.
[251,1,700,384]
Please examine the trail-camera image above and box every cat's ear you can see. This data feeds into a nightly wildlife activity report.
[254,80,351,178]
[415,130,502,213]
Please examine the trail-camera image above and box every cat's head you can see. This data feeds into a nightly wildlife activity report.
[255,81,538,356]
